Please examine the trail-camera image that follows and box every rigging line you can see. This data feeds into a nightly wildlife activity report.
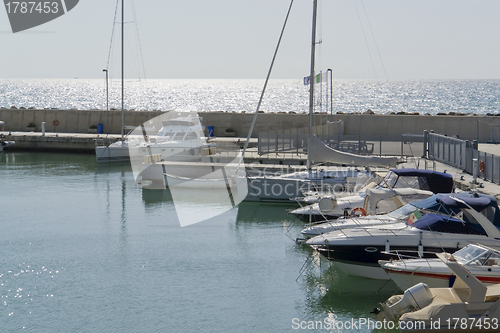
[125,27,142,81]
[106,0,120,71]
[360,0,388,81]
[129,0,147,79]
[239,0,295,165]
[353,0,377,80]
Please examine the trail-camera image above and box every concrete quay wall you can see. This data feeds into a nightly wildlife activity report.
[0,108,497,142]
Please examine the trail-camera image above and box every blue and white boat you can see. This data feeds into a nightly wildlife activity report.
[306,192,500,280]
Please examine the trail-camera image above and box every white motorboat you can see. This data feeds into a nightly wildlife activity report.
[380,243,500,290]
[306,193,500,280]
[96,113,213,163]
[373,252,500,332]
[300,192,449,238]
[291,168,454,222]
[137,113,214,163]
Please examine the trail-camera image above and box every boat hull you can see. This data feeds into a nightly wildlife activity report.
[95,145,130,162]
[383,263,500,290]
[314,244,456,280]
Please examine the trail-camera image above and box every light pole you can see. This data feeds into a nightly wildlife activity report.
[103,69,109,111]
[327,68,332,115]
[103,68,109,134]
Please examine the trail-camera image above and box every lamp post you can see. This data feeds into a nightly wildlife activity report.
[103,69,109,111]
[327,68,332,115]
[103,68,109,134]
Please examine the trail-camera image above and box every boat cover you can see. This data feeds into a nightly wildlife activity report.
[410,213,487,235]
[390,168,453,193]
[437,196,494,211]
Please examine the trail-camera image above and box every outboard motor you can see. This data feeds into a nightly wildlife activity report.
[372,283,433,322]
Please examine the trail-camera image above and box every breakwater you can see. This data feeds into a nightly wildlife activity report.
[1,108,498,142]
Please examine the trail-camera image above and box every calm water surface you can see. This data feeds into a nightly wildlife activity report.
[0,152,398,332]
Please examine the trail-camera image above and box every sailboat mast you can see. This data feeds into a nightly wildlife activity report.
[121,0,125,140]
[307,0,318,170]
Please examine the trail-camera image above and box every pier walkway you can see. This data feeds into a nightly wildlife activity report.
[4,130,500,199]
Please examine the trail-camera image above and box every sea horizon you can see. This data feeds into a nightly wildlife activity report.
[1,78,499,115]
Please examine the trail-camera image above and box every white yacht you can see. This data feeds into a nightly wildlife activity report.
[96,113,214,163]
[137,114,213,163]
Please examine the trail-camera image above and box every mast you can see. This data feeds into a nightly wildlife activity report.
[307,0,318,170]
[121,0,125,140]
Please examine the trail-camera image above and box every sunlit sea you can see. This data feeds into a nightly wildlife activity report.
[0,78,499,115]
[0,152,401,332]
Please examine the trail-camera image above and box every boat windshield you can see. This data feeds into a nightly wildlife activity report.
[386,195,444,219]
[453,245,500,266]
[379,171,398,188]
[387,203,419,219]
[172,132,186,140]
[157,129,175,137]
[184,131,199,140]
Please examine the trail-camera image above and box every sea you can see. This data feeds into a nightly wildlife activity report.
[0,152,399,333]
[1,79,499,332]
[0,78,499,115]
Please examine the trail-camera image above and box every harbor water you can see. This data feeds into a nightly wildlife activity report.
[0,152,399,332]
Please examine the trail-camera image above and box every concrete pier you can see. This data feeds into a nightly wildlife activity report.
[1,108,499,142]
[0,131,122,153]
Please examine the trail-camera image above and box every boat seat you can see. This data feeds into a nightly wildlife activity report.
[431,288,469,304]
[486,284,500,299]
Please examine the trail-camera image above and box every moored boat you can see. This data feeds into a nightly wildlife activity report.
[373,251,500,332]
[380,243,500,290]
[306,193,500,280]
[291,168,453,222]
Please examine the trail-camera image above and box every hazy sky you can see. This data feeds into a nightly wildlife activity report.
[1,0,499,80]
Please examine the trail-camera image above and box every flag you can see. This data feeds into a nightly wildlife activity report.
[304,72,328,85]
[406,210,422,225]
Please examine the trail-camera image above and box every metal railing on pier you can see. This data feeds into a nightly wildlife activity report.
[258,121,424,158]
[427,132,500,184]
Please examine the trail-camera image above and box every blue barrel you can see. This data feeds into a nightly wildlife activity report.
[97,123,104,134]
[207,126,214,137]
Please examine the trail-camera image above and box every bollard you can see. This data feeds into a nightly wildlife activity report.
[422,130,428,158]
[472,158,478,184]
[41,122,45,136]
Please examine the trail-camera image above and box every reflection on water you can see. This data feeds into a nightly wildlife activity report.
[236,202,299,224]
[141,188,173,208]
[2,151,97,174]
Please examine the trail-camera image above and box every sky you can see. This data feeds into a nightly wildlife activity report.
[0,0,499,80]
